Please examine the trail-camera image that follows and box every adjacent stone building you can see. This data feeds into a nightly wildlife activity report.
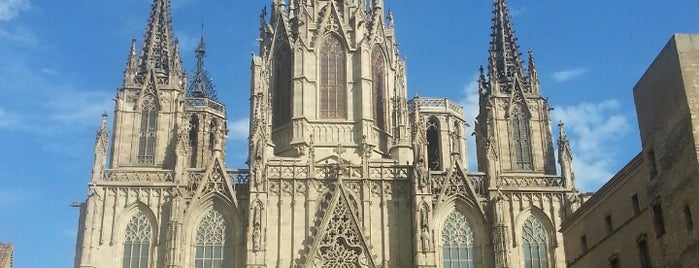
[561,34,699,268]
[73,0,581,267]
[0,243,13,268]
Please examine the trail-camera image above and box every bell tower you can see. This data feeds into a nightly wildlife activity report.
[475,0,556,179]
[110,0,187,169]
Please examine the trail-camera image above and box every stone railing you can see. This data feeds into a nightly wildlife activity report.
[409,97,464,116]
[498,175,563,188]
[102,169,174,183]
[265,163,410,180]
[466,172,487,195]
[227,169,250,185]
[186,97,226,116]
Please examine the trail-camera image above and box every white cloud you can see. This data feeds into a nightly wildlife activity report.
[552,99,631,191]
[0,25,36,44]
[457,74,480,171]
[228,117,249,140]
[47,90,113,126]
[552,68,586,82]
[0,0,29,21]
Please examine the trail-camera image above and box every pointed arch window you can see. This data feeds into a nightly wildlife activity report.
[372,46,386,131]
[195,209,231,268]
[427,116,442,171]
[138,95,158,164]
[511,104,532,170]
[522,215,548,268]
[272,44,292,128]
[319,35,346,118]
[122,211,152,268]
[442,211,476,268]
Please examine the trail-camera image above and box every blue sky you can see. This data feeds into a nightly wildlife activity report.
[0,0,697,267]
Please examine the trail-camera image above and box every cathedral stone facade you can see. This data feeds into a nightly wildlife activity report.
[73,0,581,267]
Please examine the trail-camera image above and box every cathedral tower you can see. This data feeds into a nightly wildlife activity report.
[75,1,246,267]
[250,0,411,165]
[474,0,578,267]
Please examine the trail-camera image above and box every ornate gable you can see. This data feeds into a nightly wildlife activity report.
[302,183,377,268]
[432,162,484,213]
[192,157,236,203]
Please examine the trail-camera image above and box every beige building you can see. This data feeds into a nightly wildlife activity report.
[0,243,13,268]
[561,34,699,268]
[73,0,581,267]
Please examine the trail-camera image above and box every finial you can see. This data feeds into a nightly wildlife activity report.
[100,112,108,129]
[388,11,394,27]
[558,121,567,138]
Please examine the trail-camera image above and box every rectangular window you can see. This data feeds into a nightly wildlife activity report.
[638,237,651,268]
[580,235,588,252]
[631,194,640,216]
[652,201,666,236]
[684,205,694,233]
[647,150,657,178]
[605,214,614,234]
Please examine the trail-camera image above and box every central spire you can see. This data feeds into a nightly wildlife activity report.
[137,0,182,84]
[488,0,525,86]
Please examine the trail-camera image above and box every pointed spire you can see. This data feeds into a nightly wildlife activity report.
[187,32,217,100]
[528,48,540,94]
[557,121,572,160]
[92,112,109,181]
[138,0,182,84]
[123,39,139,86]
[488,0,525,88]
[96,112,109,149]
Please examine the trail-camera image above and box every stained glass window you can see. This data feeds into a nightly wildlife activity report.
[138,95,158,165]
[442,211,476,268]
[319,35,346,118]
[195,210,231,268]
[522,215,548,268]
[372,47,386,131]
[272,44,292,128]
[511,104,532,170]
[123,211,151,268]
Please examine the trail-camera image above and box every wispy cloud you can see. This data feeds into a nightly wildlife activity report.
[0,0,29,21]
[228,117,249,140]
[552,68,586,82]
[457,74,480,170]
[0,24,37,44]
[552,100,631,191]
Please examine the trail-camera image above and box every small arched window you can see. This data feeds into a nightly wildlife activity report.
[319,35,346,118]
[122,211,152,268]
[272,44,292,128]
[442,211,476,268]
[189,115,199,168]
[138,95,158,165]
[371,46,386,131]
[511,104,532,170]
[195,209,231,268]
[426,116,442,171]
[522,215,548,268]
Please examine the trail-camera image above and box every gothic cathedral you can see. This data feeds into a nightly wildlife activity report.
[74,0,581,267]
